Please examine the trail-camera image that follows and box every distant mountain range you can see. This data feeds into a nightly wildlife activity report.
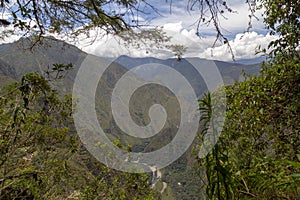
[0,37,261,85]
[0,36,262,151]
[0,37,262,200]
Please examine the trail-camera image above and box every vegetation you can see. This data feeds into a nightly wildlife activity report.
[0,67,159,199]
[197,0,300,199]
[0,71,77,199]
[0,0,299,199]
[198,55,300,199]
[0,0,170,51]
[0,0,138,35]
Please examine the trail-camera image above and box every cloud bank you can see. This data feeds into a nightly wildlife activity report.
[70,0,275,61]
[0,0,277,62]
[74,22,277,62]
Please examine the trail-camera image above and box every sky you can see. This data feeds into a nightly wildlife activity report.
[0,0,278,62]
[74,0,278,61]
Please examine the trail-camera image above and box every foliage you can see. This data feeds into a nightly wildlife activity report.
[1,0,134,35]
[185,0,300,59]
[0,68,158,199]
[0,71,77,199]
[260,0,300,56]
[185,0,237,57]
[82,165,159,200]
[198,55,300,199]
[198,93,234,200]
[196,0,300,199]
[166,44,187,61]
[0,1,299,199]
[0,0,171,49]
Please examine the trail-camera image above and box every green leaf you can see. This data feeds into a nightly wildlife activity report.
[290,173,300,178]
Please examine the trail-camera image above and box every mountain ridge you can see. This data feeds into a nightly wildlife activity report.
[0,37,262,200]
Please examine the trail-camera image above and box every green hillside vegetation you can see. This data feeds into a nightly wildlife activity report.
[0,70,160,199]
[0,0,299,199]
[195,0,300,198]
[0,38,261,199]
[197,54,300,199]
[1,38,298,199]
[0,39,200,199]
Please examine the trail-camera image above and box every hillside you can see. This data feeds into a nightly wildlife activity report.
[0,37,262,199]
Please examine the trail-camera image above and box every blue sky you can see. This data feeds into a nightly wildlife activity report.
[75,0,277,61]
[0,0,278,61]
[148,0,268,35]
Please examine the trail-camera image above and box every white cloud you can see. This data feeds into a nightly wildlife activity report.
[72,22,277,62]
[0,25,21,44]
[66,1,274,61]
[0,0,274,62]
[144,0,266,36]
[199,32,278,61]
[0,11,39,45]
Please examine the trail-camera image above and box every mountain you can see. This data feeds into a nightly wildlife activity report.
[230,56,266,65]
[0,58,17,85]
[0,37,261,199]
[0,37,87,93]
[115,55,261,94]
[0,37,261,92]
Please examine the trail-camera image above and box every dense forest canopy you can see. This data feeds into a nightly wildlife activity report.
[195,1,300,199]
[0,0,299,199]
